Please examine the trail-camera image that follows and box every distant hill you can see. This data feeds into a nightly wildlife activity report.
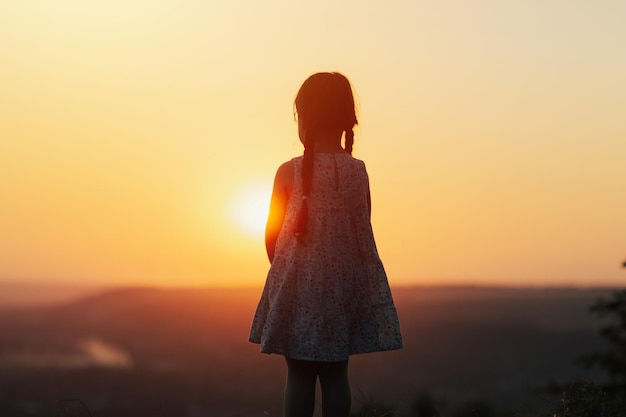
[0,281,106,309]
[0,285,615,416]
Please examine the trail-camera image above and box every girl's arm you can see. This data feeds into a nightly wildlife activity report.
[265,161,294,263]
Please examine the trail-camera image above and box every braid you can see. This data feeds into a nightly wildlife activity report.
[344,128,354,155]
[292,72,358,240]
[294,130,316,240]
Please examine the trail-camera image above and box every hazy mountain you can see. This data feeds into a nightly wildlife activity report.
[0,285,613,416]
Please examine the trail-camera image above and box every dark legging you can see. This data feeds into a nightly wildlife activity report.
[284,357,351,417]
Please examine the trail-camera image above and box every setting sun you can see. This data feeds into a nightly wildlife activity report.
[230,182,272,238]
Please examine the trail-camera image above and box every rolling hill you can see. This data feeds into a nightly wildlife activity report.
[0,285,613,416]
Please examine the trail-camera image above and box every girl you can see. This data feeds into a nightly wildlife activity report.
[249,72,403,417]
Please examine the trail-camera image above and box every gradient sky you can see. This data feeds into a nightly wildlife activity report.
[1,0,625,288]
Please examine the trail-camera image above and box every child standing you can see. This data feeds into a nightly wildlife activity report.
[249,72,403,417]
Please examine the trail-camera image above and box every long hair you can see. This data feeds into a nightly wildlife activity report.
[293,72,358,239]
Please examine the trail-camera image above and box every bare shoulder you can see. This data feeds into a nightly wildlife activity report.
[274,160,294,192]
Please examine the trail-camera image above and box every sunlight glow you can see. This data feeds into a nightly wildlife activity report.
[1,1,625,287]
[230,182,272,238]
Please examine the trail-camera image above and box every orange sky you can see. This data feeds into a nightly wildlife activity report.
[1,1,625,289]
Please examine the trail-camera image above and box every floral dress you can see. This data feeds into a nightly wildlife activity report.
[249,152,403,361]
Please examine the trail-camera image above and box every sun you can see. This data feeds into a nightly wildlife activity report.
[229,181,272,237]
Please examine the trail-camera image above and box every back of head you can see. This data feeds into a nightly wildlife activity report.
[295,72,358,134]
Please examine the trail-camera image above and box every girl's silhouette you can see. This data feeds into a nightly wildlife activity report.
[250,72,403,417]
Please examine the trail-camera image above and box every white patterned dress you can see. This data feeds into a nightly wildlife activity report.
[249,153,403,361]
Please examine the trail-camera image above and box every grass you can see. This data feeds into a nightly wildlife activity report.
[47,379,625,417]
[54,399,93,417]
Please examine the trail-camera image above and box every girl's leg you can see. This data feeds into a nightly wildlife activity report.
[284,357,318,417]
[319,360,351,417]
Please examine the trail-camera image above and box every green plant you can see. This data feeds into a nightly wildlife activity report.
[550,379,622,417]
[578,289,626,397]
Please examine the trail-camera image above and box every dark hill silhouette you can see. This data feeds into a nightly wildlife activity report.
[0,285,614,416]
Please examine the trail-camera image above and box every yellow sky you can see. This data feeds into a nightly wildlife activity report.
[1,0,625,288]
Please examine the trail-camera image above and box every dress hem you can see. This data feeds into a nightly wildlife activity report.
[249,338,404,362]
